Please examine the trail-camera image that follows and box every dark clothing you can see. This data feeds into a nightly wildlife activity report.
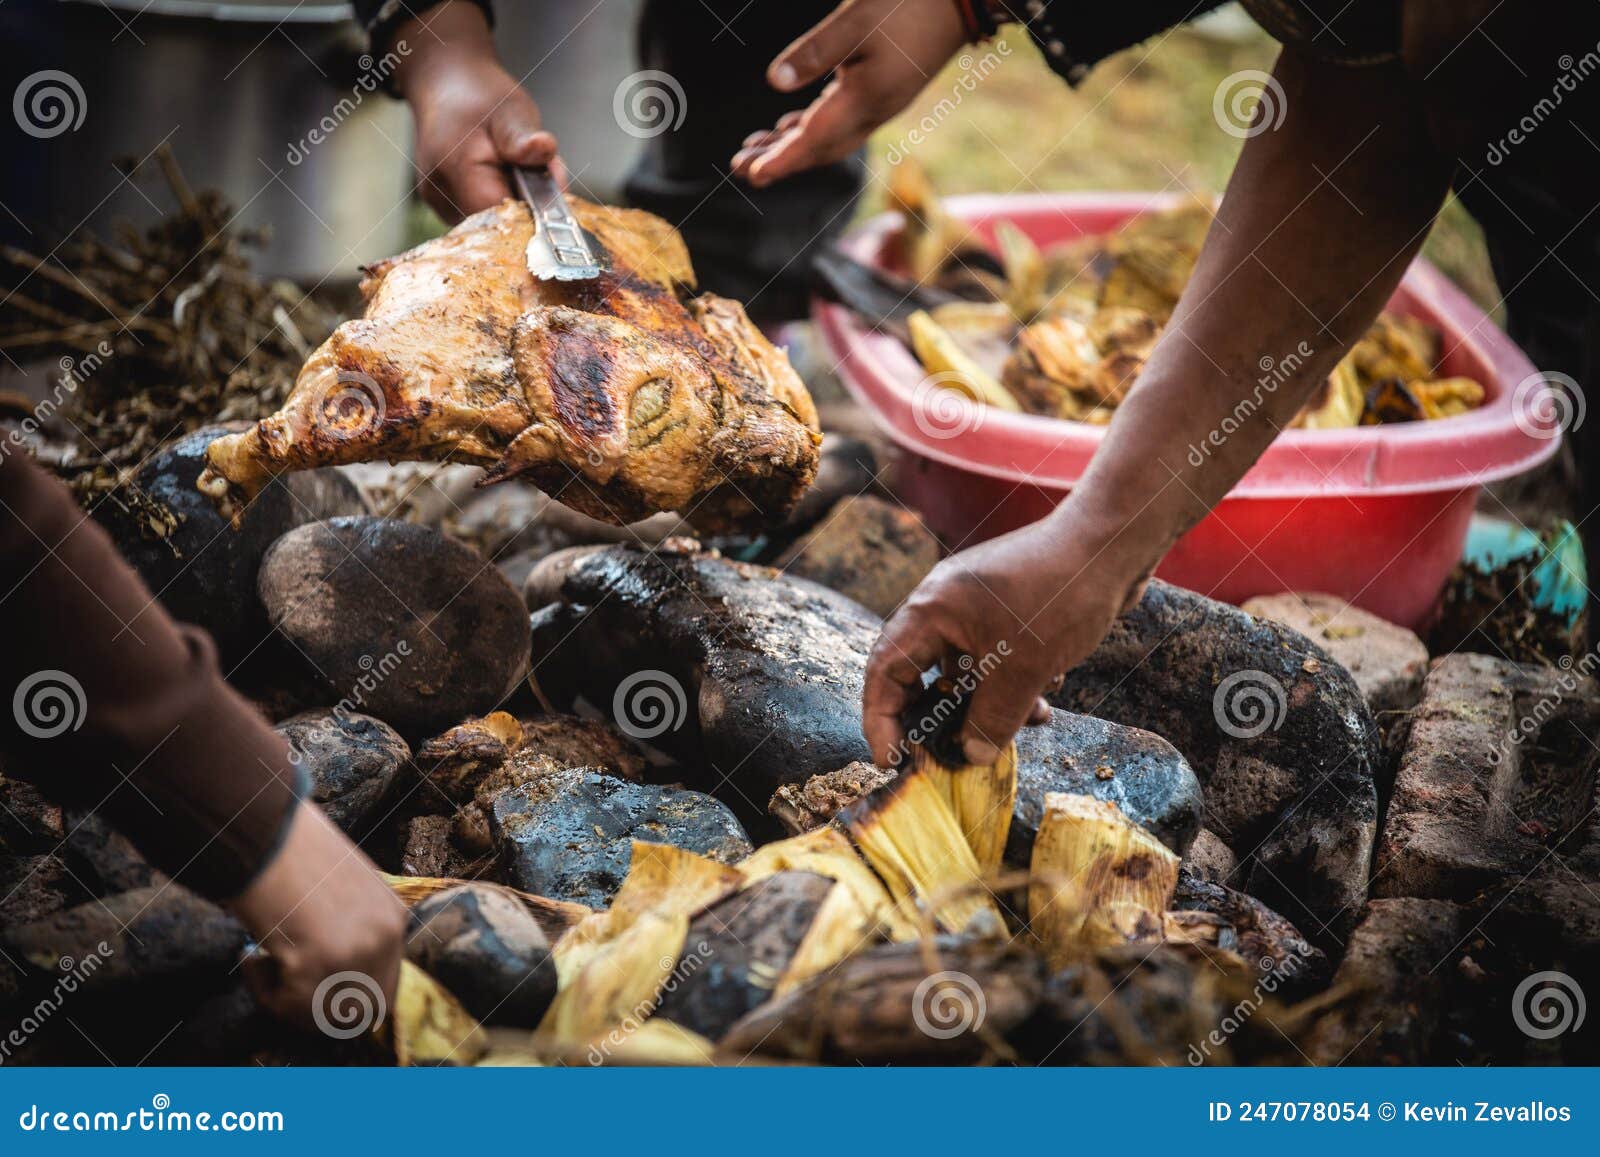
[0,450,303,900]
[622,0,866,319]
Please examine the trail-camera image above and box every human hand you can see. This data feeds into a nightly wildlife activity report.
[392,1,556,221]
[862,513,1150,768]
[229,800,407,1033]
[731,0,966,187]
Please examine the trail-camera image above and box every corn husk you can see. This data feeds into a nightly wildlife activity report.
[390,960,489,1066]
[995,219,1045,321]
[914,742,1017,878]
[552,842,744,985]
[739,826,914,941]
[769,878,881,997]
[1028,792,1179,967]
[588,1018,717,1066]
[538,909,689,1052]
[843,769,1004,934]
[909,310,1021,411]
[1299,358,1365,429]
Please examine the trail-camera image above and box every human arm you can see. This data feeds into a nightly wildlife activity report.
[0,449,404,1025]
[862,48,1457,765]
[369,0,555,221]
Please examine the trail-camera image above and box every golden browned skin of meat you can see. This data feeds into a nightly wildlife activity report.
[198,198,820,531]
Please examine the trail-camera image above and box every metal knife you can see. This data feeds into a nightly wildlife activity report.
[512,165,606,282]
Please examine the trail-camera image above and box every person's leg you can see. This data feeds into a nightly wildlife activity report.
[624,0,866,322]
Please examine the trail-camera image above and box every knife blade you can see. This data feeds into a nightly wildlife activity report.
[512,165,606,282]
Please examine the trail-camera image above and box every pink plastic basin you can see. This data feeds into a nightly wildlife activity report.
[813,192,1563,628]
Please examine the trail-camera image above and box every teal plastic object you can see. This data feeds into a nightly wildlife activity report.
[1461,513,1587,625]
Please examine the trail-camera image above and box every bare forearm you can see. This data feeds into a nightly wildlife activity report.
[1051,49,1455,582]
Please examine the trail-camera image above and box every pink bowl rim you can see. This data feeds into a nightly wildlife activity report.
[812,190,1563,500]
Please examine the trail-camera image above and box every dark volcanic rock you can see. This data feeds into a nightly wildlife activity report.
[778,434,883,536]
[528,541,880,824]
[1053,579,1380,946]
[1307,898,1466,1065]
[0,853,80,925]
[1,885,245,993]
[401,814,481,879]
[774,495,940,617]
[1240,591,1429,722]
[94,424,364,658]
[274,709,410,835]
[1181,828,1238,884]
[406,883,557,1028]
[1008,710,1203,861]
[60,810,163,892]
[654,871,835,1041]
[259,517,531,737]
[0,774,63,852]
[488,767,751,907]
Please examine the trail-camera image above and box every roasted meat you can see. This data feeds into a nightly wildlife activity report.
[198,198,821,531]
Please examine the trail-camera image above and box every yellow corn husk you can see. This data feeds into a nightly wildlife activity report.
[886,157,969,284]
[1298,358,1365,429]
[909,309,1022,412]
[738,825,915,941]
[588,1018,718,1067]
[390,960,489,1066]
[552,842,744,985]
[928,301,1019,384]
[1028,792,1179,967]
[380,873,590,942]
[1414,376,1485,419]
[915,742,1017,878]
[995,219,1045,322]
[538,909,688,1052]
[474,1035,546,1067]
[844,769,1004,935]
